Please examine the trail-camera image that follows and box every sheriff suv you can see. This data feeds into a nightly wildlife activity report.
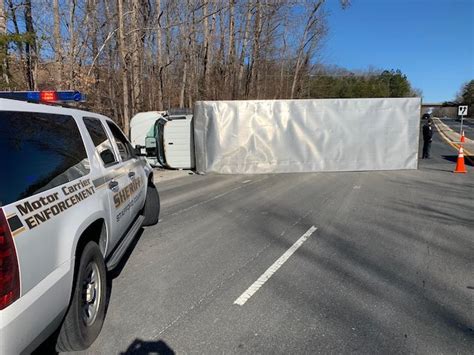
[0,92,160,353]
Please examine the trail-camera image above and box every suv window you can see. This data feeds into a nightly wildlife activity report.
[83,117,118,167]
[0,111,89,206]
[106,121,134,161]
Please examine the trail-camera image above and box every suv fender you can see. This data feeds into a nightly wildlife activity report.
[66,212,109,266]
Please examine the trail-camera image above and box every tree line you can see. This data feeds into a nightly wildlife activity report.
[456,80,473,117]
[0,0,421,136]
[308,67,418,99]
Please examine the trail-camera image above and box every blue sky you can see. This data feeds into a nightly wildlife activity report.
[324,0,474,102]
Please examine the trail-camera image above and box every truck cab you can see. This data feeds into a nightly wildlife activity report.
[155,114,195,170]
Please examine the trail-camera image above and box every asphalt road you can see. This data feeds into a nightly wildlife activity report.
[439,116,474,137]
[59,129,473,354]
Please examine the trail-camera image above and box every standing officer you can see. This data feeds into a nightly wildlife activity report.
[422,119,433,159]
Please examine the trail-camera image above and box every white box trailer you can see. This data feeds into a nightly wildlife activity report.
[133,98,421,174]
[194,98,421,174]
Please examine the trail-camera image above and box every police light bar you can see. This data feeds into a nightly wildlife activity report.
[0,90,86,103]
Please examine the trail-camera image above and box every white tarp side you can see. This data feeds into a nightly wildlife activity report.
[194,98,421,174]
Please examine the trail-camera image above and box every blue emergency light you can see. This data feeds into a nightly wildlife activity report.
[0,90,86,103]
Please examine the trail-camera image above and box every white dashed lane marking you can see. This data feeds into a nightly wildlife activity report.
[234,225,318,306]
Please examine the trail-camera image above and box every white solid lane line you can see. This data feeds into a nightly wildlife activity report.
[234,225,318,306]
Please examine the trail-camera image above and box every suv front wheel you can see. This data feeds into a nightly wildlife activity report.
[142,182,160,226]
[56,241,107,352]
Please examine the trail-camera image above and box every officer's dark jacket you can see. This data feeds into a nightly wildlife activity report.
[423,124,433,141]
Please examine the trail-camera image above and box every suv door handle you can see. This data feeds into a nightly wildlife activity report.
[109,180,119,191]
[128,171,135,179]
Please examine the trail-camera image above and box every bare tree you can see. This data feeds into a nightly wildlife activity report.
[53,0,62,87]
[131,0,143,115]
[290,0,325,99]
[103,0,120,122]
[68,0,77,89]
[0,3,10,88]
[117,0,130,135]
[202,0,210,97]
[86,0,99,95]
[155,0,164,110]
[1,0,350,129]
[226,0,236,97]
[178,12,188,109]
[247,0,262,98]
[236,0,252,99]
[24,0,37,90]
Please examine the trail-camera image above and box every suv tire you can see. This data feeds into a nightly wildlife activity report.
[56,241,107,352]
[142,183,160,226]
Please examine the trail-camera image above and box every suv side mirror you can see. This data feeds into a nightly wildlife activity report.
[134,145,144,156]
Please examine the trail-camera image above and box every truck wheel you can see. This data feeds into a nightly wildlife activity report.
[56,241,107,352]
[142,183,160,226]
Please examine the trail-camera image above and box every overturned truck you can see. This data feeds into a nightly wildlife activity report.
[193,98,421,174]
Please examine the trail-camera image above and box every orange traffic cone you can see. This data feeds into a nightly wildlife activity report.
[460,130,465,143]
[454,146,467,173]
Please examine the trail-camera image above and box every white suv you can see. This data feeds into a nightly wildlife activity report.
[0,97,160,353]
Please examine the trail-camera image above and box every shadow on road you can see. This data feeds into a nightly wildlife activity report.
[109,227,145,279]
[200,170,474,352]
[120,338,175,355]
[442,155,474,167]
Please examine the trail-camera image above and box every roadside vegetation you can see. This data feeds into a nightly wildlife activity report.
[456,80,473,117]
[0,0,420,134]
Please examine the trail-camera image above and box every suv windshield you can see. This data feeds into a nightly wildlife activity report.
[0,111,89,206]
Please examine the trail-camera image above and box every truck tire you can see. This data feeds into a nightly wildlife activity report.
[56,241,107,352]
[142,183,160,226]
